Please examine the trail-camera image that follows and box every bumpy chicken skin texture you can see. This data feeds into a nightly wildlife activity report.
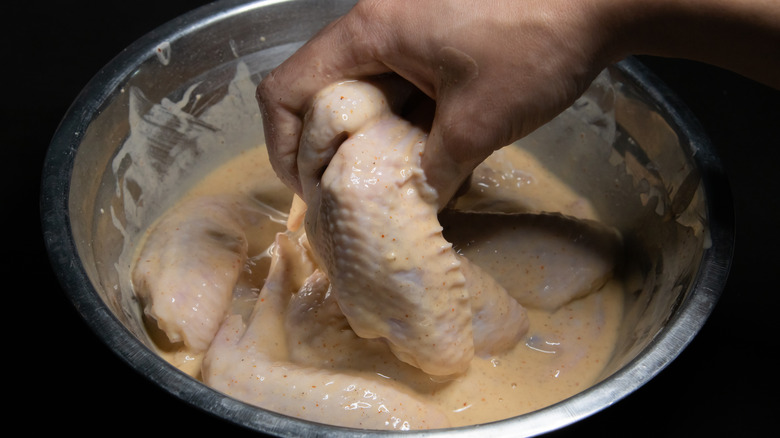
[300,80,529,376]
[132,195,249,352]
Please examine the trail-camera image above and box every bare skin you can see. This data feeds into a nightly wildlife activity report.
[256,0,779,205]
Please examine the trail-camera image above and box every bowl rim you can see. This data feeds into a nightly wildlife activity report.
[40,0,734,436]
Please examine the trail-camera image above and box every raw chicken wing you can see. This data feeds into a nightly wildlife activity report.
[299,80,528,376]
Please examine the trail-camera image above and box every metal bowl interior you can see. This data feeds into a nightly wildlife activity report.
[41,0,734,436]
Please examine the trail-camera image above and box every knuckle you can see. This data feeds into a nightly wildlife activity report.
[255,74,277,104]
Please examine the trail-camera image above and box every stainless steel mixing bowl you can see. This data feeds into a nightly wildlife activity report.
[41,0,734,436]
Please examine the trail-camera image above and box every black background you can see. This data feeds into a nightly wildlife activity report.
[10,1,779,435]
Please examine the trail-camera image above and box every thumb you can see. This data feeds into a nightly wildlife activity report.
[421,122,479,210]
[422,88,512,210]
[420,46,516,209]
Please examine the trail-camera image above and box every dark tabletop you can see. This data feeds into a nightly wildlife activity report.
[11,1,779,436]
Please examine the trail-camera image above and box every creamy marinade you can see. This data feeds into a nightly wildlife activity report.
[132,145,624,429]
[123,64,625,430]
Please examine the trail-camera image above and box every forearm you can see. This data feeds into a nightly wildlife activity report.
[602,0,780,88]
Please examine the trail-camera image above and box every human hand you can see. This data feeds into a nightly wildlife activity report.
[257,0,620,206]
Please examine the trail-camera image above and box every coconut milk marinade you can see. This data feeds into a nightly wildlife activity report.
[123,64,624,430]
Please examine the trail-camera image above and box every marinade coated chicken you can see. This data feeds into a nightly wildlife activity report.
[132,195,249,352]
[130,77,623,430]
[299,80,529,376]
[202,232,451,430]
